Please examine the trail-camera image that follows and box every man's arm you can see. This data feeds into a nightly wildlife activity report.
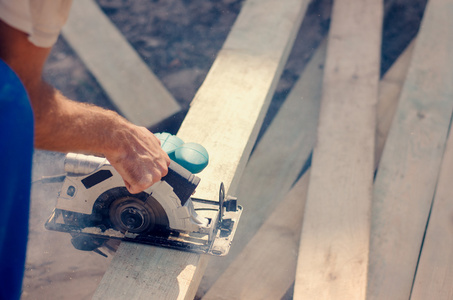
[0,20,170,194]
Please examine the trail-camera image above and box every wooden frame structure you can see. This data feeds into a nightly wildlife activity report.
[35,0,453,298]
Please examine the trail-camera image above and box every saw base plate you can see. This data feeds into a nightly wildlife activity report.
[45,199,242,256]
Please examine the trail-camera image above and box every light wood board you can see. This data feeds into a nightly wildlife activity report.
[367,0,453,298]
[93,0,309,298]
[410,110,453,300]
[294,0,383,298]
[202,37,415,300]
[62,0,180,127]
[375,40,415,167]
[176,0,311,203]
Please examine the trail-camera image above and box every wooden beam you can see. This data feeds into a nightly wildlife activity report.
[411,109,453,300]
[294,0,383,298]
[367,0,453,298]
[203,38,415,300]
[375,40,415,167]
[62,0,180,127]
[176,0,312,202]
[93,0,309,298]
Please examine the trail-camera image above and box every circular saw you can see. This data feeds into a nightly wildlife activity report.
[45,153,242,256]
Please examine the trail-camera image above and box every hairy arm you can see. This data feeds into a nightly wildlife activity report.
[0,20,170,193]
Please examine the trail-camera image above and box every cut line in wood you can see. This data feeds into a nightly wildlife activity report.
[62,0,180,127]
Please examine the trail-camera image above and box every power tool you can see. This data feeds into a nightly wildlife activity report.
[45,152,242,256]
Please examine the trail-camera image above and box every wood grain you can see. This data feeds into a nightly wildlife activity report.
[367,0,453,298]
[294,0,383,298]
[62,0,180,127]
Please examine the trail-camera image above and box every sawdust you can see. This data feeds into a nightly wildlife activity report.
[81,227,125,238]
[23,152,112,300]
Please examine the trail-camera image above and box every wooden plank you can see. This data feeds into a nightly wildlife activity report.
[375,40,415,166]
[62,0,180,127]
[203,38,415,300]
[367,0,453,298]
[294,0,383,298]
[199,38,326,296]
[93,0,309,299]
[411,113,453,299]
[176,0,311,202]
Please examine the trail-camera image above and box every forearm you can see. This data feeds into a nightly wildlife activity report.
[31,80,129,156]
[29,80,170,193]
[0,19,125,156]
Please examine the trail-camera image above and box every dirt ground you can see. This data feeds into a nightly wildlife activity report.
[23,0,427,299]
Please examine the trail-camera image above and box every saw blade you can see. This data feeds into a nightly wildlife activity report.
[108,194,169,236]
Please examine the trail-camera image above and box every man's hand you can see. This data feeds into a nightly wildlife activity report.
[105,125,170,194]
[0,20,170,193]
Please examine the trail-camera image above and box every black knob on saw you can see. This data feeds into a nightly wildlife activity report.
[162,161,201,205]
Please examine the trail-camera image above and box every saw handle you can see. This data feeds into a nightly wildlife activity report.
[162,161,201,205]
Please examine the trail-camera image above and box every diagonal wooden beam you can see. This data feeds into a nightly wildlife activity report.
[176,0,312,202]
[294,0,383,298]
[367,0,453,298]
[92,0,310,298]
[62,0,180,127]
